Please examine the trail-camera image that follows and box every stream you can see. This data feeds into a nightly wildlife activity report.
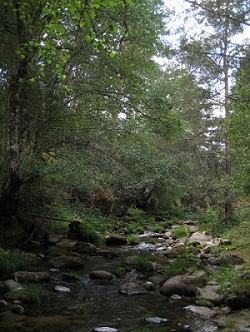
[0,235,218,332]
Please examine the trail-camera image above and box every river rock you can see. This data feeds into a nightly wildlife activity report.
[145,317,168,324]
[48,255,85,268]
[105,235,127,246]
[54,285,71,293]
[14,271,50,283]
[72,241,97,254]
[160,271,206,296]
[4,279,23,291]
[196,284,223,305]
[57,238,78,248]
[119,282,148,295]
[11,304,25,314]
[90,270,114,279]
[4,290,37,303]
[187,232,213,246]
[185,305,216,319]
[93,328,118,332]
[44,232,62,244]
[208,254,244,266]
[0,299,8,312]
[149,275,167,286]
[225,296,250,310]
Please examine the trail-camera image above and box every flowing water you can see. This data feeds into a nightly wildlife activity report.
[0,238,217,332]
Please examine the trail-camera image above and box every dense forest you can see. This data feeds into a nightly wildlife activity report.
[0,0,250,248]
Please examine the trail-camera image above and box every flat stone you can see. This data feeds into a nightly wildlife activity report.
[185,305,216,319]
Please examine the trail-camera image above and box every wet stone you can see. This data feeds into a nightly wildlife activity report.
[54,285,71,293]
[11,304,25,314]
[145,317,169,324]
[93,328,119,332]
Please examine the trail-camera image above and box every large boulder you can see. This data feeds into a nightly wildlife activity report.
[48,255,85,268]
[160,271,206,296]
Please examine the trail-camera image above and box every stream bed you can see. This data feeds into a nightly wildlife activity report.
[0,237,219,332]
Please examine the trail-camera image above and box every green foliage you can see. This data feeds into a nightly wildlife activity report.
[212,266,250,295]
[0,249,36,278]
[131,255,153,272]
[128,234,140,245]
[172,226,188,238]
[165,258,189,278]
[23,283,44,306]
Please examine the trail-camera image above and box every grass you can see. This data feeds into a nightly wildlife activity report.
[211,266,250,295]
[172,225,188,238]
[0,249,36,278]
[165,258,189,278]
[128,234,140,245]
[132,255,153,272]
[24,283,45,305]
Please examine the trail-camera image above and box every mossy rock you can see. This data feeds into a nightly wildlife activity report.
[4,290,37,303]
[68,221,102,245]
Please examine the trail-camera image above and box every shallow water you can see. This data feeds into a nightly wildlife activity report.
[0,240,217,332]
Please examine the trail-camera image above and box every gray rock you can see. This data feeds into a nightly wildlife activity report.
[90,270,113,280]
[187,232,213,246]
[5,279,23,291]
[160,271,206,296]
[185,305,216,319]
[196,285,223,305]
[119,282,148,295]
[14,271,50,283]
